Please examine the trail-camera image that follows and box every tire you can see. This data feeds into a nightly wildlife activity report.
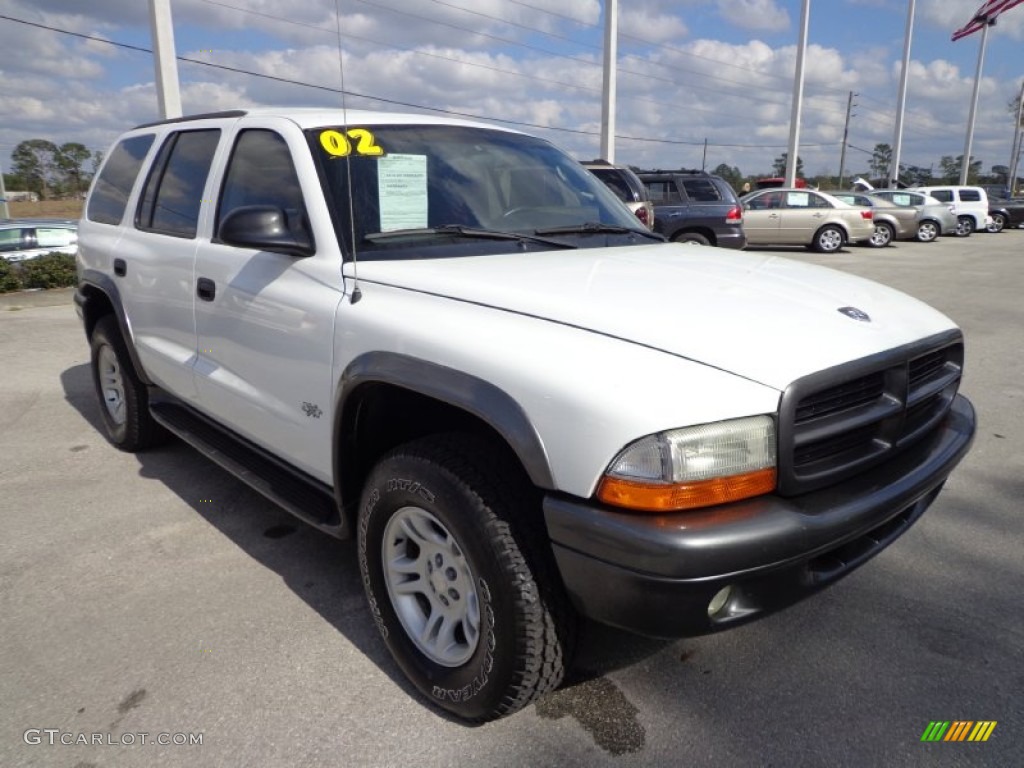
[955,216,974,237]
[867,221,894,248]
[986,213,1006,233]
[357,434,575,722]
[916,220,939,243]
[674,231,711,246]
[89,315,167,451]
[813,224,845,253]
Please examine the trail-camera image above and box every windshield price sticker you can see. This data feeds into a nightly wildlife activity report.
[319,128,385,157]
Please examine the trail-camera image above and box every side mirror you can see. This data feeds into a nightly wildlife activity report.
[218,205,314,257]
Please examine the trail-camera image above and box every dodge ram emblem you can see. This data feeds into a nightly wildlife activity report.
[838,306,871,322]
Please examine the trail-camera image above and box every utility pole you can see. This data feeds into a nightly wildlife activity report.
[1010,80,1024,197]
[890,0,916,187]
[961,14,995,185]
[838,91,855,189]
[599,0,618,162]
[785,0,811,187]
[149,0,182,119]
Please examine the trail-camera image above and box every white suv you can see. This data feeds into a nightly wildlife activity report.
[912,185,992,236]
[76,108,975,723]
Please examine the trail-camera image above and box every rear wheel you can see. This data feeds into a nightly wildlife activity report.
[674,231,711,246]
[357,434,575,722]
[813,225,845,253]
[867,221,894,248]
[916,220,939,243]
[955,216,974,237]
[89,316,167,451]
[986,213,1006,233]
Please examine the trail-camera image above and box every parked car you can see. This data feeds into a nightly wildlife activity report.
[0,218,78,262]
[76,108,975,723]
[826,191,919,247]
[911,185,992,236]
[867,189,959,241]
[581,160,655,229]
[740,188,875,252]
[635,169,746,248]
[986,197,1024,232]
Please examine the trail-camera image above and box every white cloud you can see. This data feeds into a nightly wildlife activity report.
[715,0,790,33]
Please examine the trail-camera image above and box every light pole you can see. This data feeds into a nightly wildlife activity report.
[890,0,916,186]
[785,0,811,187]
[960,14,995,185]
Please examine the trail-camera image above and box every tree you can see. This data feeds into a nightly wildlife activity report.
[901,164,933,185]
[11,139,58,198]
[869,143,892,179]
[771,152,804,178]
[939,154,982,184]
[711,163,744,192]
[55,142,93,194]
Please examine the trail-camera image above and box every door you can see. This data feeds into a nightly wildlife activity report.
[777,190,830,244]
[192,122,344,482]
[742,191,784,243]
[113,128,222,398]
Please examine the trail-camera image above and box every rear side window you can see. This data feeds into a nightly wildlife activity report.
[137,129,221,238]
[680,178,722,202]
[644,180,682,204]
[87,134,155,225]
[590,169,635,203]
[960,189,982,202]
[36,227,76,248]
[929,189,953,203]
[0,228,29,252]
[217,129,307,231]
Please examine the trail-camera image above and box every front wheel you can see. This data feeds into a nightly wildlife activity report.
[955,216,974,237]
[867,221,894,248]
[986,213,1006,233]
[916,220,939,242]
[813,225,845,253]
[357,435,574,722]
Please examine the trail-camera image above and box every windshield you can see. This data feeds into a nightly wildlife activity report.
[307,123,647,259]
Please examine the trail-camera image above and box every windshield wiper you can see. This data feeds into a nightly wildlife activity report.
[535,222,665,241]
[365,224,578,249]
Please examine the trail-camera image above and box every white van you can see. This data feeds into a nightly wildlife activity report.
[912,186,992,236]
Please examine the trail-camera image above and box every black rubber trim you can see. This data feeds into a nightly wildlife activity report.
[150,399,346,538]
[76,271,153,387]
[335,352,555,490]
[133,110,247,129]
[545,394,975,637]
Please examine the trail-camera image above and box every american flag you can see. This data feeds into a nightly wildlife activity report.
[952,0,1024,41]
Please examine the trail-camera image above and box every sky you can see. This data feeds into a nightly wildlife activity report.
[0,0,1022,182]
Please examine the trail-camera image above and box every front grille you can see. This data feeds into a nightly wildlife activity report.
[777,332,963,495]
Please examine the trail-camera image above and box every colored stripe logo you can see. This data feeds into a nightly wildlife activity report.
[921,721,997,742]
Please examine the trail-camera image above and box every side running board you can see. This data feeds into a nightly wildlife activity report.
[149,401,347,538]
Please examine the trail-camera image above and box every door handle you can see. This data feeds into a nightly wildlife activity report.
[196,277,216,302]
[113,258,126,277]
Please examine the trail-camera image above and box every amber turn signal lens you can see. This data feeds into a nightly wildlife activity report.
[596,467,777,512]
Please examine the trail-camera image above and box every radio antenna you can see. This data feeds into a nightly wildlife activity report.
[335,0,361,303]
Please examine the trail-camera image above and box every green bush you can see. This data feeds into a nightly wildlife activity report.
[0,252,78,293]
[0,258,21,293]
[20,253,78,289]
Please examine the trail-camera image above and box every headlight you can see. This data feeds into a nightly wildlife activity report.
[596,415,776,512]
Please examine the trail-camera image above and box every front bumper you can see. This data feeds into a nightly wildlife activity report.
[544,394,975,638]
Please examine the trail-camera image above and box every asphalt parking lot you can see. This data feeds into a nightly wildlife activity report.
[2,230,1022,767]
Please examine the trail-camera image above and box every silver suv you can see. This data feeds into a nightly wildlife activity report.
[581,160,654,229]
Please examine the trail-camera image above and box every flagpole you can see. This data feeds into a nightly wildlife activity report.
[889,0,916,186]
[1010,79,1024,196]
[600,0,618,163]
[960,15,993,185]
[785,0,811,187]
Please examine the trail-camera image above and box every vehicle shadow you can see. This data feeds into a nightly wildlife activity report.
[60,362,671,722]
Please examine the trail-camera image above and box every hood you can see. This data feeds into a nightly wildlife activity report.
[352,243,958,390]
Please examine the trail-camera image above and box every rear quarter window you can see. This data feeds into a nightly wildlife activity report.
[680,178,722,202]
[87,134,155,225]
[136,129,221,238]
